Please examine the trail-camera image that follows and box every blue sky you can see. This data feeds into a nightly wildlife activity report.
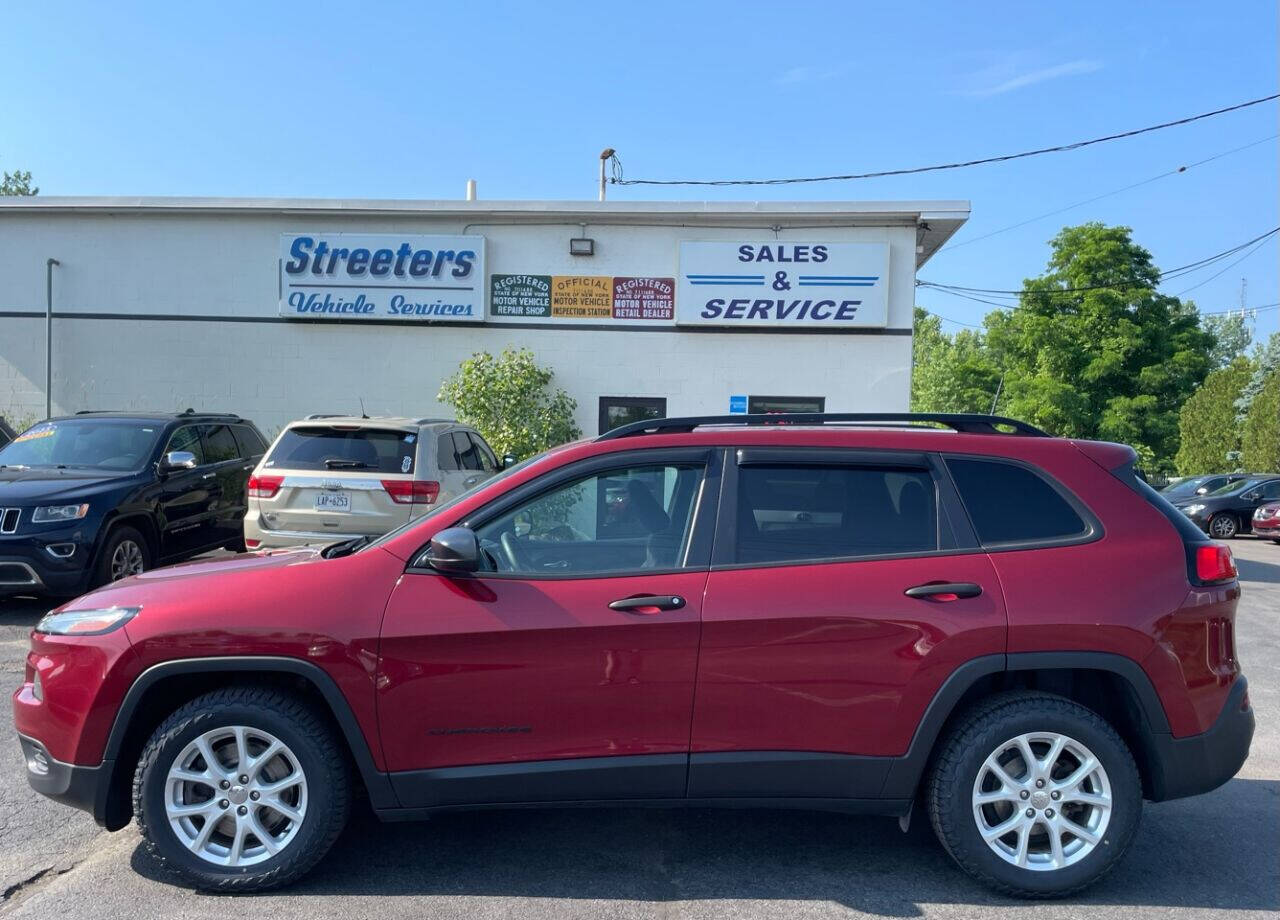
[3,1,1276,338]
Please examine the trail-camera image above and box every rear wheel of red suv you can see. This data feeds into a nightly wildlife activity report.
[133,686,351,891]
[926,692,1142,898]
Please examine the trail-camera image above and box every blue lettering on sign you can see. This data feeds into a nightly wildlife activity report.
[284,237,477,280]
[729,395,748,414]
[699,299,861,322]
[737,245,829,263]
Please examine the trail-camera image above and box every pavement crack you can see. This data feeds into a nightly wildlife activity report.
[2,861,77,907]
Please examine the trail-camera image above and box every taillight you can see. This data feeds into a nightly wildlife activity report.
[245,538,260,549]
[1195,543,1237,583]
[381,479,440,505]
[247,474,283,499]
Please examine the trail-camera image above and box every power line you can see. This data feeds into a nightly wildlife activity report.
[1174,236,1276,296]
[939,135,1278,252]
[611,93,1279,186]
[919,227,1279,295]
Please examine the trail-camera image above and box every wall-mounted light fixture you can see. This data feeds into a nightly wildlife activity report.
[569,237,595,256]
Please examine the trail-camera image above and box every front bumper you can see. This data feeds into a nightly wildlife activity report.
[0,527,96,597]
[18,734,119,827]
[1147,676,1254,801]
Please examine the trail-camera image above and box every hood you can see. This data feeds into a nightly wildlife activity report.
[0,466,138,502]
[63,547,324,609]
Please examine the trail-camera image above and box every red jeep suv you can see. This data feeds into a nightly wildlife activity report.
[13,413,1253,897]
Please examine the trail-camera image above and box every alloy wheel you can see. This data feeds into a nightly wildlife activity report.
[164,726,308,867]
[971,731,1112,871]
[1210,515,1237,538]
[110,539,145,580]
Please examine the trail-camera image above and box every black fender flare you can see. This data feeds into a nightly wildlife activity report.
[879,651,1171,799]
[99,656,397,827]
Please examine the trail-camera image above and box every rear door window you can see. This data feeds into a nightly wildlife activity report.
[264,427,415,474]
[733,463,938,564]
[946,458,1090,546]
[437,433,460,471]
[201,424,240,463]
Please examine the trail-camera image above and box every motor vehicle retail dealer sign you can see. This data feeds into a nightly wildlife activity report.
[677,241,889,327]
[280,233,485,321]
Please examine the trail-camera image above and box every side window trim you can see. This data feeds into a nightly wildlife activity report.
[406,446,724,578]
[940,452,1104,552]
[711,447,971,570]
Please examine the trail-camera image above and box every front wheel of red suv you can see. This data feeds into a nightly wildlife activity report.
[133,687,351,891]
[926,692,1142,898]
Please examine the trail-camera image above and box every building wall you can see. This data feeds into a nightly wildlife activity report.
[0,211,916,436]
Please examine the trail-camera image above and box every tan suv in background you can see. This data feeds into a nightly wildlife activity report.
[243,416,502,549]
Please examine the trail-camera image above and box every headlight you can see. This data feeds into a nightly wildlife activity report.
[1183,504,1205,515]
[31,503,90,524]
[35,606,139,636]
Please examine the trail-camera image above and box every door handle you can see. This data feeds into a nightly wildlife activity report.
[202,472,216,480]
[904,582,982,601]
[608,594,686,614]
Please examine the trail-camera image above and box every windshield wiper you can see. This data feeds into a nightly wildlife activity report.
[321,535,374,559]
[324,459,370,470]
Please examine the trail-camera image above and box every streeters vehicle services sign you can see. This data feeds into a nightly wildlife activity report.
[279,233,485,321]
[677,241,889,328]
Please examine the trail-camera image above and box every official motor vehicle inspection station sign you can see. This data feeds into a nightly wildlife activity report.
[676,241,890,328]
[280,233,486,321]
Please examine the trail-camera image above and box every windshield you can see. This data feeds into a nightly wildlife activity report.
[360,450,552,552]
[1203,477,1262,497]
[1162,478,1208,498]
[0,419,162,471]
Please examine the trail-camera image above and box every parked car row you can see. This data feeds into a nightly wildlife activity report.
[1161,472,1280,540]
[0,410,502,598]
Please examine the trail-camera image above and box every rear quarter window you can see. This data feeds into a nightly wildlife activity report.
[264,427,416,474]
[946,457,1092,547]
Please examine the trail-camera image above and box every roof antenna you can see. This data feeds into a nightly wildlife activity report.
[359,396,369,419]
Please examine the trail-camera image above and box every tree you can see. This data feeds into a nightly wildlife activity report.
[983,223,1213,468]
[910,308,1001,413]
[1174,358,1253,474]
[1240,370,1279,472]
[1203,312,1252,369]
[1235,330,1280,422]
[438,347,580,460]
[0,169,37,196]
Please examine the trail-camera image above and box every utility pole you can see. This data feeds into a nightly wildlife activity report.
[598,148,614,202]
[45,258,60,420]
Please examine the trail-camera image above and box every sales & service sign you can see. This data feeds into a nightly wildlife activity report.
[676,241,889,328]
[279,233,486,321]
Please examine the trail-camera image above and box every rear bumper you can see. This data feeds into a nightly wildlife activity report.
[1147,676,1254,801]
[243,516,362,550]
[18,734,117,828]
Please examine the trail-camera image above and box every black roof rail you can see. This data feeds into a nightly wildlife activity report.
[596,412,1050,441]
[414,417,456,426]
[304,414,345,420]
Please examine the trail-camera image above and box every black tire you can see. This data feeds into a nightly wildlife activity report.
[1208,513,1238,539]
[133,686,351,891]
[92,524,152,588]
[926,692,1142,898]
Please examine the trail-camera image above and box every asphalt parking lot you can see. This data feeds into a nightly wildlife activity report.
[0,542,1275,919]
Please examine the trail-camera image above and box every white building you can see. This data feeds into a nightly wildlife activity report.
[0,197,968,436]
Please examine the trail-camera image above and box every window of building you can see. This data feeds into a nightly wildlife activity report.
[734,463,937,564]
[599,397,666,435]
[946,458,1088,546]
[747,396,826,415]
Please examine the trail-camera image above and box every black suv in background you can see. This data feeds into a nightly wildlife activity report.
[0,411,267,597]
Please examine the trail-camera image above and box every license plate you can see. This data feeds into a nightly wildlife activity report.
[314,491,352,513]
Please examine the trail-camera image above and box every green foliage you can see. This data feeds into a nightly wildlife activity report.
[0,169,37,196]
[438,347,580,460]
[1203,312,1252,369]
[910,308,1001,413]
[1174,358,1253,475]
[981,223,1212,467]
[1240,370,1279,472]
[1235,331,1280,422]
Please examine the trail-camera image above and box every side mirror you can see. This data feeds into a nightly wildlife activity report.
[500,453,519,470]
[423,527,480,573]
[160,450,198,473]
[1242,491,1260,502]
